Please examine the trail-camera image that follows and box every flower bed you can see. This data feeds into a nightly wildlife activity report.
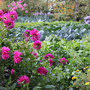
[0,8,90,90]
[0,35,90,89]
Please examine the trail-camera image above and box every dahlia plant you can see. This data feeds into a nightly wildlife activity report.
[7,0,28,14]
[0,9,17,43]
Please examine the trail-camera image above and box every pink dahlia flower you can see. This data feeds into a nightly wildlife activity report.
[32,52,38,58]
[11,1,16,7]
[25,10,28,13]
[14,51,22,64]
[8,10,18,20]
[60,57,67,64]
[17,0,22,4]
[2,54,10,60]
[49,59,53,67]
[2,46,10,54]
[7,5,10,7]
[37,67,47,76]
[11,69,15,75]
[30,29,40,41]
[33,52,37,56]
[4,20,14,29]
[17,75,29,85]
[0,10,3,16]
[33,40,41,50]
[23,3,27,7]
[12,3,16,7]
[44,53,53,60]
[19,4,23,8]
[2,13,10,22]
[22,8,25,11]
[1,46,10,60]
[24,30,31,37]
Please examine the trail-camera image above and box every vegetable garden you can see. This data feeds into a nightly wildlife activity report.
[0,0,90,90]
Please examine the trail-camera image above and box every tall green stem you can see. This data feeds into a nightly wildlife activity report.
[0,22,3,42]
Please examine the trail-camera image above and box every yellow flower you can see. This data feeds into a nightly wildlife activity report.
[88,70,90,72]
[72,77,77,80]
[85,82,89,85]
[76,69,79,72]
[84,66,89,70]
[85,66,88,69]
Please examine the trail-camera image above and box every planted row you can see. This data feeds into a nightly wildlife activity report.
[9,22,90,41]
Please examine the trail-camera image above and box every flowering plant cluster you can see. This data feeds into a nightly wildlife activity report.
[1,46,10,60]
[0,9,17,29]
[7,0,28,13]
[0,13,71,88]
[24,29,40,42]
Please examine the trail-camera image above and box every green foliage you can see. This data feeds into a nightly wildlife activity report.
[76,0,90,20]
[9,21,90,41]
[0,35,90,89]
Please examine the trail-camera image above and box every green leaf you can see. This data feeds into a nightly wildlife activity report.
[45,85,56,89]
[10,83,16,90]
[69,87,73,90]
[33,86,42,90]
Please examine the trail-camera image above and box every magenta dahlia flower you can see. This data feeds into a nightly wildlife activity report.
[22,8,25,11]
[4,20,14,29]
[24,30,31,37]
[14,51,22,64]
[8,10,18,21]
[60,57,67,64]
[30,29,40,41]
[18,4,23,8]
[2,13,10,22]
[33,40,41,50]
[17,75,30,85]
[1,46,10,60]
[49,59,53,67]
[23,3,27,7]
[11,69,15,75]
[33,52,37,56]
[0,10,3,16]
[17,0,22,4]
[25,10,28,13]
[2,9,9,14]
[44,53,53,60]
[37,67,47,76]
[32,52,38,58]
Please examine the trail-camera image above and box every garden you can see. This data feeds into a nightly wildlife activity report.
[0,0,90,90]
